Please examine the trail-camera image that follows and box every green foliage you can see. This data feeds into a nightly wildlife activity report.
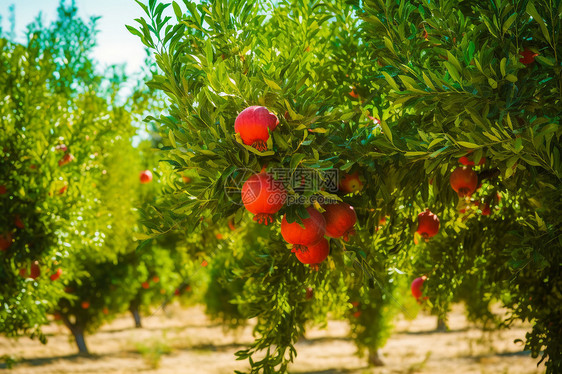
[129,0,560,372]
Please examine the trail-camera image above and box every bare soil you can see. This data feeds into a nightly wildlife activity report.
[0,304,545,374]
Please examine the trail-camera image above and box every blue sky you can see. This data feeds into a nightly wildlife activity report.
[0,0,161,75]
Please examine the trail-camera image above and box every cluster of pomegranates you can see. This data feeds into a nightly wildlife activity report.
[241,168,357,270]
[235,105,358,270]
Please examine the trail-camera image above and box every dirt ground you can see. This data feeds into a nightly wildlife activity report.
[0,303,544,374]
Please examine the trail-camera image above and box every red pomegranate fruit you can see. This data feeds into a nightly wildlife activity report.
[30,261,40,279]
[519,49,538,65]
[50,268,62,281]
[140,170,153,184]
[339,171,363,194]
[481,203,491,216]
[58,153,74,167]
[322,202,357,241]
[411,276,426,299]
[459,155,485,166]
[450,166,478,197]
[294,237,330,271]
[0,185,7,194]
[242,172,286,225]
[234,106,279,151]
[416,209,440,239]
[14,215,24,229]
[0,232,12,251]
[281,206,326,252]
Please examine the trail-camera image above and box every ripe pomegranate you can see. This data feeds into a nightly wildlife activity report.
[519,49,538,65]
[14,215,24,229]
[294,237,330,271]
[30,261,40,279]
[0,185,7,194]
[142,281,150,289]
[450,166,478,197]
[416,209,440,239]
[201,260,208,267]
[242,172,286,225]
[481,203,491,216]
[140,170,153,184]
[228,219,236,231]
[339,171,363,194]
[152,276,160,283]
[459,155,485,166]
[50,268,62,281]
[234,106,279,151]
[281,206,326,252]
[349,89,358,98]
[102,307,109,315]
[174,289,180,296]
[305,287,314,300]
[81,301,90,309]
[58,153,74,166]
[53,313,62,321]
[322,202,357,241]
[411,276,426,299]
[19,268,28,277]
[0,232,12,251]
[182,176,192,183]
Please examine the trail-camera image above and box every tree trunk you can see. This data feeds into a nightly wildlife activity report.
[436,316,448,332]
[60,312,89,355]
[368,348,384,366]
[130,306,142,328]
[73,327,89,355]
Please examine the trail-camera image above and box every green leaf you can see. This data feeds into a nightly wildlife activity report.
[535,212,547,231]
[422,72,436,90]
[526,3,551,42]
[444,62,461,83]
[380,120,393,143]
[502,13,517,34]
[506,74,518,82]
[427,138,444,149]
[535,56,555,66]
[290,154,306,172]
[500,58,506,77]
[458,141,479,148]
[381,72,399,91]
[488,77,498,89]
[404,151,427,157]
[264,77,282,91]
[446,51,462,73]
[172,1,182,19]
